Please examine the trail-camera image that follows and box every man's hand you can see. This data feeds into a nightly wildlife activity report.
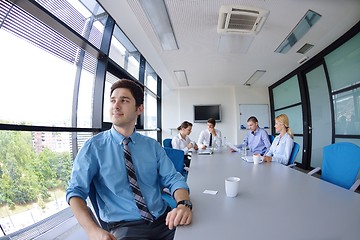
[88,227,117,240]
[165,205,192,230]
[263,156,272,162]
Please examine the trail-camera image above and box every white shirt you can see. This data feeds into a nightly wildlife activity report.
[197,129,222,149]
[265,133,294,165]
[172,133,195,155]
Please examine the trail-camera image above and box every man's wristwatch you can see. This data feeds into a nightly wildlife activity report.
[177,200,193,210]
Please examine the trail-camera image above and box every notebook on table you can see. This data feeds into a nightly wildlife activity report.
[197,149,213,155]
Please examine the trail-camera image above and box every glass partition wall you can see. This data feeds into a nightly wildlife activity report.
[0,0,162,237]
[269,22,360,170]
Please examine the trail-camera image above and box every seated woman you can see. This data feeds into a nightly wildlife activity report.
[263,114,294,165]
[172,121,198,167]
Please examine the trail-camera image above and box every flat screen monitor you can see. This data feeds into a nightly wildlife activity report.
[194,105,221,123]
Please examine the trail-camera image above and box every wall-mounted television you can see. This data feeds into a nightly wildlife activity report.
[194,105,221,123]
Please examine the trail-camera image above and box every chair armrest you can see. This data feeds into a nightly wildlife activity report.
[288,163,296,168]
[308,167,321,176]
[349,179,360,192]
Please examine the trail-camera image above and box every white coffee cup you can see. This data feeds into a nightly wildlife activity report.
[253,154,261,164]
[225,177,240,197]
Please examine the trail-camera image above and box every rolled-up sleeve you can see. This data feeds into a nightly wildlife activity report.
[66,141,97,203]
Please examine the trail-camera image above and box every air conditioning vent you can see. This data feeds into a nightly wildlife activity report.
[217,5,269,35]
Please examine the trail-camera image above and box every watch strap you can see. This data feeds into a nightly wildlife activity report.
[177,200,193,210]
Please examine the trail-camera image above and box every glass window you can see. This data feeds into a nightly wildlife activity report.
[333,88,360,135]
[293,136,303,164]
[0,2,97,128]
[109,26,140,80]
[145,63,158,94]
[144,90,158,129]
[137,130,158,140]
[35,0,107,49]
[77,68,96,128]
[272,75,301,110]
[335,137,360,146]
[325,32,360,92]
[274,105,303,134]
[0,130,92,235]
[103,72,121,123]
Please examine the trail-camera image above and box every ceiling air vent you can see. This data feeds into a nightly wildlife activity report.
[217,5,269,35]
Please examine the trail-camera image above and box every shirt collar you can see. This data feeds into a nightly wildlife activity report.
[110,126,138,144]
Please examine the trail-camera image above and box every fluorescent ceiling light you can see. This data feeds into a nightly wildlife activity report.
[139,0,178,50]
[244,70,266,86]
[174,70,189,87]
[275,9,321,54]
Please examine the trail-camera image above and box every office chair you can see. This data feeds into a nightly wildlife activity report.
[163,138,172,148]
[268,134,275,144]
[163,147,187,178]
[308,142,360,191]
[288,142,300,167]
[88,181,109,231]
[162,147,187,208]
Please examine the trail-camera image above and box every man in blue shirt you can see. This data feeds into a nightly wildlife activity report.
[234,116,271,155]
[66,79,192,240]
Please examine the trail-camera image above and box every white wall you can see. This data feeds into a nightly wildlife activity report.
[234,86,271,143]
[162,85,270,145]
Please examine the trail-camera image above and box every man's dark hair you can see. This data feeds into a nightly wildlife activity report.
[207,118,216,126]
[110,79,144,107]
[247,116,258,123]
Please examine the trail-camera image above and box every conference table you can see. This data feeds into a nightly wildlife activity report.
[174,149,360,240]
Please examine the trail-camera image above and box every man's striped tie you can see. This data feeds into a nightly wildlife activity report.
[123,138,153,222]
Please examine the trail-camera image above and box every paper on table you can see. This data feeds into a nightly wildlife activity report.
[203,190,218,195]
[225,142,241,152]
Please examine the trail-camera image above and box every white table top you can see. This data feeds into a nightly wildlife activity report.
[175,150,360,240]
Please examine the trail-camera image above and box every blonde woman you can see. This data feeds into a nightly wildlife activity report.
[264,114,294,165]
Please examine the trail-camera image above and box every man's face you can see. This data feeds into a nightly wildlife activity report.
[207,123,215,131]
[110,88,143,128]
[247,121,258,132]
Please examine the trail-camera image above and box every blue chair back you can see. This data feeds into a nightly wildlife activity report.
[162,147,186,208]
[89,182,109,231]
[163,138,172,148]
[268,135,275,144]
[288,142,300,165]
[163,147,185,175]
[322,142,360,190]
